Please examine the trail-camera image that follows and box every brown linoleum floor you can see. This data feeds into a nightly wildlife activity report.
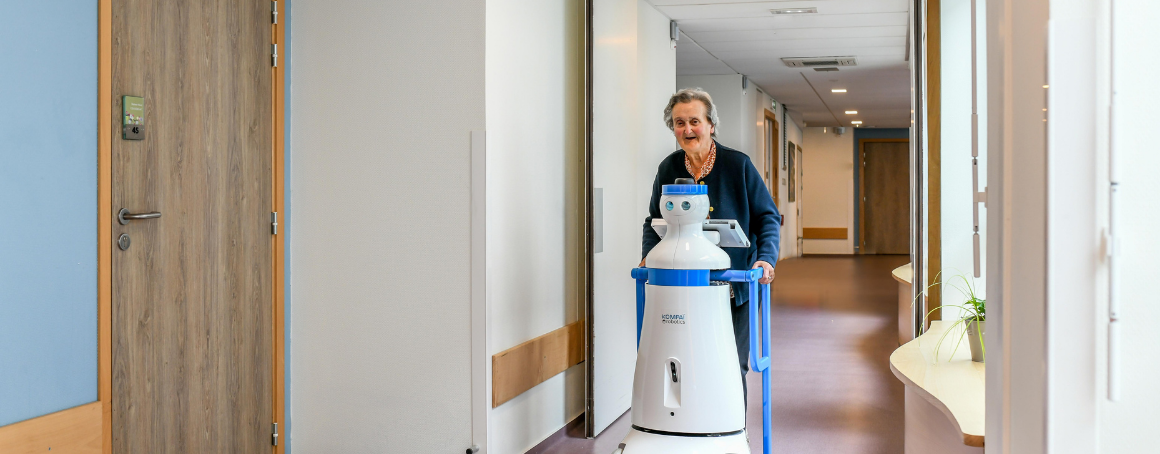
[528,255,909,454]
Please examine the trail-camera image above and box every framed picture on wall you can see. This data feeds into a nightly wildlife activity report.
[787,141,797,203]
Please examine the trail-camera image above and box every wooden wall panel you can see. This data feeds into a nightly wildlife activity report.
[0,402,103,454]
[927,0,943,316]
[493,320,585,408]
[803,227,848,240]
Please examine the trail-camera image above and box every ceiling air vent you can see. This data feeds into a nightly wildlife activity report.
[781,57,857,68]
[814,67,839,72]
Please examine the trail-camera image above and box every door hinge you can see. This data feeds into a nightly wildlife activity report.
[272,422,279,446]
[271,211,279,235]
[272,44,279,67]
[272,1,279,24]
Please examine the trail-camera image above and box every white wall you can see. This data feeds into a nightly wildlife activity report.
[780,111,804,258]
[636,2,680,212]
[939,0,988,321]
[485,0,584,452]
[289,1,483,452]
[1044,1,1101,452]
[675,74,746,155]
[739,80,760,162]
[1097,0,1160,451]
[751,90,774,189]
[983,1,1160,452]
[590,0,675,436]
[800,127,856,254]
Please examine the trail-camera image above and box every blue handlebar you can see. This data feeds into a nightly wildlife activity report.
[631,267,773,454]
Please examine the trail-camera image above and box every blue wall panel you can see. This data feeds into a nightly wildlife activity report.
[0,1,99,426]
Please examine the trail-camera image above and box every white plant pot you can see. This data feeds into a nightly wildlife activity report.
[965,319,985,363]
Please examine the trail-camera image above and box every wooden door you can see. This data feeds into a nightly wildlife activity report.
[796,144,804,254]
[861,141,910,254]
[763,111,779,201]
[111,0,273,452]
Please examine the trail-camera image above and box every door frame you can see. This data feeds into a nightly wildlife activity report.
[582,0,595,438]
[763,109,780,202]
[795,143,804,255]
[272,2,287,453]
[857,138,910,255]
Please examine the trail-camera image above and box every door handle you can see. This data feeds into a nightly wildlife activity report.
[118,208,162,225]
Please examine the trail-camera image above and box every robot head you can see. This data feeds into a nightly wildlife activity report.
[659,182,709,226]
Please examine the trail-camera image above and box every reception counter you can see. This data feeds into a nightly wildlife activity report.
[889,320,984,453]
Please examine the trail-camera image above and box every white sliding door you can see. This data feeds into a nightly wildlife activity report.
[588,0,675,436]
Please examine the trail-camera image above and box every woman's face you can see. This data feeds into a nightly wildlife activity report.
[671,101,714,153]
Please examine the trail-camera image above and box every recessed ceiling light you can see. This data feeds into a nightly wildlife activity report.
[771,7,818,14]
[851,120,863,125]
[845,110,857,114]
[832,89,847,93]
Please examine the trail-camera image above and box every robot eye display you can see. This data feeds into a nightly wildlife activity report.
[666,201,674,211]
[681,201,691,210]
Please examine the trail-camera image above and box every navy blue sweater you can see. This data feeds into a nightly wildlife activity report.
[641,142,782,305]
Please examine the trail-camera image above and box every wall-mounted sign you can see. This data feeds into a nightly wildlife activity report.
[122,95,144,140]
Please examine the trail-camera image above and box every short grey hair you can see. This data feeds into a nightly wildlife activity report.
[664,87,720,138]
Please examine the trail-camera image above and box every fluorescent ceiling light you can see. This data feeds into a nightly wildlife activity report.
[845,110,857,114]
[831,89,847,93]
[851,120,863,125]
[771,7,818,14]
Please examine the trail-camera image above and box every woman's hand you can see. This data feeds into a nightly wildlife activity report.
[638,258,646,268]
[752,260,775,285]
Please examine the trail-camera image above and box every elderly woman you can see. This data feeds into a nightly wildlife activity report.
[639,87,782,400]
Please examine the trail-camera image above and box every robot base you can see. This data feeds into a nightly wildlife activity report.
[614,427,750,454]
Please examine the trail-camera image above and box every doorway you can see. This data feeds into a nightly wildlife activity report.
[764,110,779,200]
[858,139,911,254]
[110,1,276,452]
[795,143,804,255]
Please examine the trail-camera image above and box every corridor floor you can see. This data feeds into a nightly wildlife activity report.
[528,255,908,454]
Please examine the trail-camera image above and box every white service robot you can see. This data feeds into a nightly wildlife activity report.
[617,180,773,454]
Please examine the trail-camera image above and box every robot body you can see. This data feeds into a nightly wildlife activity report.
[617,182,757,454]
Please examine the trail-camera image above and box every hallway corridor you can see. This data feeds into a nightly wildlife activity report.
[529,255,908,454]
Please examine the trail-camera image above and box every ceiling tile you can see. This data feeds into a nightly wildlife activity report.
[652,0,834,5]
[668,0,913,126]
[657,0,908,20]
[686,25,907,42]
[677,13,909,32]
[709,46,905,60]
[698,37,902,53]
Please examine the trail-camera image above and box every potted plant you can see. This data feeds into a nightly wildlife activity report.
[915,273,986,362]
